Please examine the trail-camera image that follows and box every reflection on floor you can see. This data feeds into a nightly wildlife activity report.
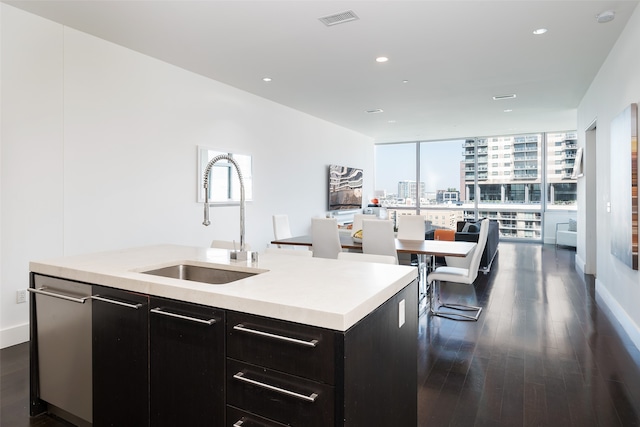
[419,242,640,426]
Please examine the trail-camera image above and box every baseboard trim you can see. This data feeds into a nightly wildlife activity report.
[0,322,29,349]
[575,253,586,276]
[596,278,640,352]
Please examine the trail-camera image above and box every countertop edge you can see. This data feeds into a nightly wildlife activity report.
[29,245,418,331]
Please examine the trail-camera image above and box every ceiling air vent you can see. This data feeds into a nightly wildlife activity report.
[319,10,359,26]
[492,94,517,101]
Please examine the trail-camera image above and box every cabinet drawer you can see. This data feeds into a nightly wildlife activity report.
[227,359,334,427]
[227,406,289,427]
[227,312,337,384]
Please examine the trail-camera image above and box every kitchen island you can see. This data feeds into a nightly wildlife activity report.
[29,244,418,427]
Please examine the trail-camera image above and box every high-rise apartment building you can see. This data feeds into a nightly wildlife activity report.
[397,180,426,201]
[461,132,577,238]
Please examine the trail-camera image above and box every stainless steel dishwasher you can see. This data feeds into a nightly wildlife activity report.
[29,274,93,425]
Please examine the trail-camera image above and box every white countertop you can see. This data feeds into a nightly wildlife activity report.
[30,244,418,331]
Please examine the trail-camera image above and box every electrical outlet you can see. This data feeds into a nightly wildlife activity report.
[16,289,27,304]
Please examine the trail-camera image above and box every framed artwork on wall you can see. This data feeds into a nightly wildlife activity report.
[610,103,638,270]
[571,147,584,179]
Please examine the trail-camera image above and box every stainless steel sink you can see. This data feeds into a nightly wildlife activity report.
[142,264,258,284]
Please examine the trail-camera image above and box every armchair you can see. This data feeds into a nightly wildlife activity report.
[556,220,577,248]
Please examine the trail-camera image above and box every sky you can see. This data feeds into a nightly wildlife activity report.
[374,140,466,195]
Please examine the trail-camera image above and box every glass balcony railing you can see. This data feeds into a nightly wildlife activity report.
[513,172,538,179]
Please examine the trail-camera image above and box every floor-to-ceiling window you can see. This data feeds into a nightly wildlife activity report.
[374,131,577,241]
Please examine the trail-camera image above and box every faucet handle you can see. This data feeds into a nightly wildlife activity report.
[203,203,211,226]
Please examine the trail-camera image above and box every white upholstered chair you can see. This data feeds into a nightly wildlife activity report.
[427,218,489,321]
[337,252,397,265]
[264,247,312,257]
[272,214,293,248]
[396,214,426,264]
[351,213,369,232]
[311,218,342,259]
[362,219,398,264]
[555,219,577,249]
[396,215,426,240]
[395,214,428,291]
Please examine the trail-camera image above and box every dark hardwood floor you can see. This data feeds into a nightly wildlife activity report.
[2,242,639,426]
[419,242,640,426]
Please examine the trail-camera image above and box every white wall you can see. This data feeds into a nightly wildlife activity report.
[577,4,640,350]
[1,6,65,348]
[0,5,373,347]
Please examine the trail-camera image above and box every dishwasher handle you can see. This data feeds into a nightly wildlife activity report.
[28,287,91,304]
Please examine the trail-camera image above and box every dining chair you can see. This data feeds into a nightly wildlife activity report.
[396,215,426,240]
[337,252,397,265]
[264,247,312,257]
[395,215,428,289]
[362,219,398,264]
[427,218,489,321]
[351,213,369,232]
[272,214,293,248]
[396,214,426,261]
[311,218,342,259]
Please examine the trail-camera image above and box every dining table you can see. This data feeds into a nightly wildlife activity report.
[270,234,477,315]
[270,234,476,259]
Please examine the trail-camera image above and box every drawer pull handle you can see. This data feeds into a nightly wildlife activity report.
[28,287,90,304]
[233,324,318,347]
[233,372,318,402]
[150,307,215,325]
[92,295,143,309]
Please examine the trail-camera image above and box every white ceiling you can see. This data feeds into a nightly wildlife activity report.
[5,0,639,142]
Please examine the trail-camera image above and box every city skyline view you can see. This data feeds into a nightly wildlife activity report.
[375,140,464,197]
[373,132,578,239]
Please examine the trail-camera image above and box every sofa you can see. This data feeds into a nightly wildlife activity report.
[425,219,500,274]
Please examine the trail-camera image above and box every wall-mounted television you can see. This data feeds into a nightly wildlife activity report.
[328,164,363,211]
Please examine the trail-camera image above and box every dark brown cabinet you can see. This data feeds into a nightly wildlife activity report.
[149,297,225,427]
[92,285,149,427]
[226,311,337,427]
[226,278,418,427]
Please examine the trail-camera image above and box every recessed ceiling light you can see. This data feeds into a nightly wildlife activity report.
[366,109,384,114]
[262,77,272,82]
[493,94,517,100]
[388,120,397,123]
[504,109,513,113]
[376,57,389,63]
[533,28,547,35]
[596,10,615,23]
[402,80,409,84]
